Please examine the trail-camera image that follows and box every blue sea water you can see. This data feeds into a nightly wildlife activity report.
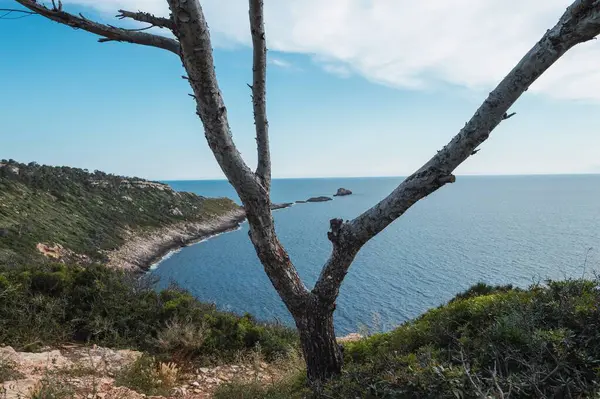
[151,176,600,334]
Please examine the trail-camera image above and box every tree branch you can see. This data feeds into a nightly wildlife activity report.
[167,0,309,312]
[249,0,271,191]
[0,8,35,19]
[312,0,600,303]
[14,0,180,55]
[116,9,174,30]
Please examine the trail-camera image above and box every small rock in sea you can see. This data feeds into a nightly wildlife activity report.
[271,202,293,210]
[334,188,352,196]
[306,196,333,203]
[295,200,307,204]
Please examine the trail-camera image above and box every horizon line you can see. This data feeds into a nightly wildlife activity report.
[160,172,600,182]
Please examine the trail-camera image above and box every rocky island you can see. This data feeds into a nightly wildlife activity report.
[334,188,353,196]
[306,196,333,203]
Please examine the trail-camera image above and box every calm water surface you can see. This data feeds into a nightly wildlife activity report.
[151,176,600,334]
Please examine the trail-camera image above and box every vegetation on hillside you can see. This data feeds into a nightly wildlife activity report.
[0,160,239,266]
[0,262,298,365]
[216,279,600,398]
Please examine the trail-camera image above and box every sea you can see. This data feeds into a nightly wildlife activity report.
[150,176,600,335]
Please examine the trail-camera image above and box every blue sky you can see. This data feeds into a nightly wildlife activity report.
[1,0,600,180]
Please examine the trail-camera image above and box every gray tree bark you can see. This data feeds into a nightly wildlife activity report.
[14,0,180,54]
[10,0,600,386]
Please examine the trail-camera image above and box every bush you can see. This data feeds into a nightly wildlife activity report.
[220,279,600,398]
[115,354,175,396]
[326,279,600,398]
[0,263,298,365]
[29,373,76,399]
[0,353,22,383]
[214,372,309,399]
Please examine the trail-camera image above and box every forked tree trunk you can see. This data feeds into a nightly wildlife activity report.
[11,0,600,392]
[295,303,343,385]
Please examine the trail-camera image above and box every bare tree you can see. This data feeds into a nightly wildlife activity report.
[6,0,600,385]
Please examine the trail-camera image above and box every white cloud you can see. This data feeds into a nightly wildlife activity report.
[64,0,600,100]
[269,58,292,68]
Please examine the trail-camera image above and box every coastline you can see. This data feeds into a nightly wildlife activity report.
[107,202,295,273]
[147,223,245,271]
[106,208,247,272]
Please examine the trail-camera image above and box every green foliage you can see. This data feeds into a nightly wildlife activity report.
[220,280,600,398]
[0,160,239,265]
[449,281,516,303]
[114,354,173,396]
[326,279,600,398]
[0,354,22,383]
[214,371,309,399]
[0,263,298,365]
[28,374,77,399]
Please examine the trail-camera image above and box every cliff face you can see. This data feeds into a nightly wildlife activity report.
[0,160,241,270]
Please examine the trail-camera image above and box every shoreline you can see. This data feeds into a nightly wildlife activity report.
[147,223,245,271]
[106,208,247,272]
[107,202,296,273]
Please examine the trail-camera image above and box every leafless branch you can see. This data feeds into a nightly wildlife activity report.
[491,361,506,399]
[116,9,174,30]
[312,0,600,303]
[167,0,309,312]
[460,350,487,398]
[249,0,271,190]
[14,0,180,54]
[0,8,35,19]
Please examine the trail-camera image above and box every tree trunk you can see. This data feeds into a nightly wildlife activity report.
[295,305,343,386]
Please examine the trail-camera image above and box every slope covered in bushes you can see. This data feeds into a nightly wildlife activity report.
[216,279,600,398]
[0,262,297,364]
[0,160,239,266]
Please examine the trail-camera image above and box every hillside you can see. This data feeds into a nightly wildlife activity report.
[0,160,242,269]
[217,279,600,398]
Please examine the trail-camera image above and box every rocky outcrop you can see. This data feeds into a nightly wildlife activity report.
[1,345,289,399]
[90,180,173,191]
[336,333,363,343]
[0,163,19,175]
[334,188,353,196]
[271,203,293,210]
[1,345,142,399]
[306,196,333,203]
[107,208,246,272]
[36,243,92,265]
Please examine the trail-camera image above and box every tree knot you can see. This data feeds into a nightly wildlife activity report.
[327,218,344,243]
[437,174,456,185]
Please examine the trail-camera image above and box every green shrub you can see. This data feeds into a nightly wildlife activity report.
[329,279,600,398]
[214,369,309,399]
[115,354,173,396]
[0,354,22,383]
[29,374,76,399]
[0,263,298,365]
[225,279,600,398]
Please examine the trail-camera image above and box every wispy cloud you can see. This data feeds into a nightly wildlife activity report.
[62,0,600,101]
[321,63,351,79]
[269,58,292,68]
